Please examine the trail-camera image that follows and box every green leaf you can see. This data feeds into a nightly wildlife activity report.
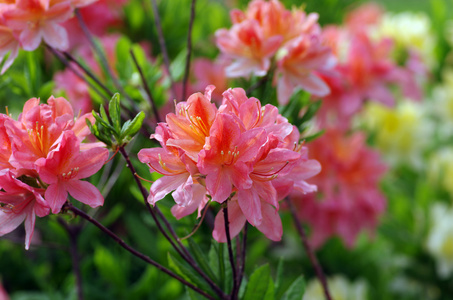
[120,111,145,141]
[109,93,121,133]
[167,253,212,294]
[188,238,218,283]
[93,246,126,289]
[243,264,272,300]
[281,276,305,300]
[275,258,284,296]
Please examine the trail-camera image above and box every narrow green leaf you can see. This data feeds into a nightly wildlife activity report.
[99,105,110,123]
[263,277,275,300]
[188,238,218,282]
[109,93,122,133]
[167,253,212,294]
[243,264,271,300]
[281,276,305,300]
[275,258,284,295]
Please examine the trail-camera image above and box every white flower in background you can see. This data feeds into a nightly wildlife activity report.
[361,100,432,169]
[377,12,436,69]
[303,275,367,300]
[430,69,453,139]
[427,148,453,197]
[426,202,453,278]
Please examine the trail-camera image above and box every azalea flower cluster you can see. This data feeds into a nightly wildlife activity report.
[0,97,108,249]
[294,128,387,248]
[138,85,320,242]
[0,0,126,74]
[215,0,336,105]
[317,3,424,128]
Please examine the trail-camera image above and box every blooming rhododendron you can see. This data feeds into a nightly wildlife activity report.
[139,85,320,242]
[216,0,335,104]
[0,96,108,248]
[294,128,387,248]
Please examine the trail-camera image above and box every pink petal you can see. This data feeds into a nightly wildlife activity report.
[66,180,104,208]
[256,203,282,241]
[212,201,247,243]
[205,166,233,203]
[24,206,36,250]
[42,22,68,51]
[20,26,42,51]
[238,188,262,226]
[0,210,26,236]
[45,182,68,213]
[149,173,189,205]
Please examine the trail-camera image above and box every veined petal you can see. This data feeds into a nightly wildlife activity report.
[149,173,190,205]
[66,180,104,208]
[238,188,262,226]
[256,203,282,241]
[45,181,68,213]
[205,166,233,203]
[24,206,36,250]
[0,209,26,236]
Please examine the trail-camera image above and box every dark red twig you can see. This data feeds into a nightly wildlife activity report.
[182,0,197,100]
[118,146,227,299]
[150,0,177,99]
[129,48,162,123]
[285,197,332,300]
[66,204,214,300]
[223,205,238,300]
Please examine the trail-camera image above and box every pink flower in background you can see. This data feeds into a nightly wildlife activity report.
[35,130,108,213]
[0,25,19,74]
[216,19,282,77]
[0,169,49,249]
[3,0,73,51]
[62,0,125,48]
[293,128,387,248]
[0,280,9,300]
[344,2,383,31]
[54,68,93,115]
[191,58,229,103]
[275,34,334,105]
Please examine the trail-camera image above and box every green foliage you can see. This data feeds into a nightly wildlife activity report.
[87,93,145,149]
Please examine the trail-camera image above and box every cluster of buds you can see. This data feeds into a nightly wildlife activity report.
[138,85,320,242]
[215,0,335,105]
[0,97,108,249]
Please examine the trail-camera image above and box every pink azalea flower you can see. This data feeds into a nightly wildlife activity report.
[231,0,320,43]
[35,130,108,213]
[165,86,218,161]
[62,0,125,48]
[344,2,383,31]
[293,128,387,248]
[0,169,49,249]
[275,34,335,105]
[3,0,73,51]
[0,25,19,74]
[198,113,267,203]
[0,114,13,171]
[215,19,282,77]
[5,96,95,171]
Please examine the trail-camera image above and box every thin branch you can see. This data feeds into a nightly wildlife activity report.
[57,218,84,300]
[237,224,247,294]
[118,146,227,299]
[245,73,270,95]
[45,45,110,103]
[285,197,332,300]
[223,205,238,300]
[182,0,197,100]
[66,204,215,300]
[130,48,162,123]
[150,0,177,99]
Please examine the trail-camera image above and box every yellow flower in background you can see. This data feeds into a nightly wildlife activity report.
[362,100,431,168]
[303,275,367,300]
[377,12,436,69]
[426,203,453,279]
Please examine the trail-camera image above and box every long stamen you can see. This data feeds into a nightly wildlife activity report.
[252,161,290,178]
